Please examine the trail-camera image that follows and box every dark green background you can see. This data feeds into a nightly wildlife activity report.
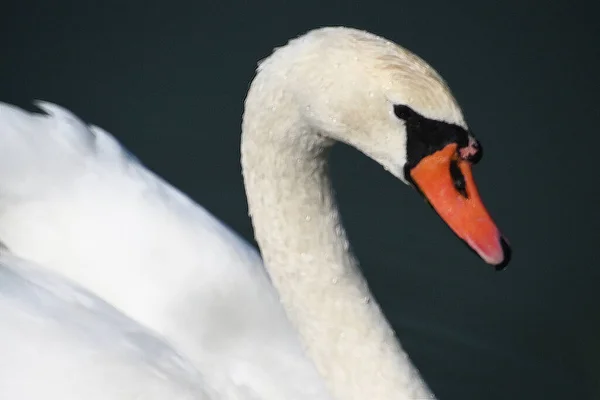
[2,1,598,399]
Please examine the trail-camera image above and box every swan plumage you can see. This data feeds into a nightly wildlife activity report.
[0,26,509,399]
[0,251,212,399]
[0,100,330,399]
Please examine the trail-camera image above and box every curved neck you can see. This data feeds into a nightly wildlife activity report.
[241,92,434,400]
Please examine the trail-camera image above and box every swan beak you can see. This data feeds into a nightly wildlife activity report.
[409,143,511,270]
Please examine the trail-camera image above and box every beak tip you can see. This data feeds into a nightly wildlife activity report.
[493,236,512,271]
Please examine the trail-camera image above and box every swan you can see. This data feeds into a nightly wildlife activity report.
[0,26,510,399]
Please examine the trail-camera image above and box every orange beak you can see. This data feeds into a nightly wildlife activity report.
[409,143,511,269]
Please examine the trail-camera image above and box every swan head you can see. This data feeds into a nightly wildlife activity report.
[251,26,511,269]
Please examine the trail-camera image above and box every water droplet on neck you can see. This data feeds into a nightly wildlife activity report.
[331,277,339,284]
[362,296,371,305]
[305,215,311,222]
[300,252,313,263]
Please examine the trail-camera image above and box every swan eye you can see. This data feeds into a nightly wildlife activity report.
[393,104,413,120]
[449,159,468,198]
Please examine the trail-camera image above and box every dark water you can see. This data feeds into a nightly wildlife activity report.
[2,2,598,399]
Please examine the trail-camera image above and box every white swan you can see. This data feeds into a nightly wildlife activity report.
[0,26,510,399]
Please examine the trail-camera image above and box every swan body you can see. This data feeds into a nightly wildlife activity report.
[0,27,509,399]
[0,252,212,399]
[0,101,329,400]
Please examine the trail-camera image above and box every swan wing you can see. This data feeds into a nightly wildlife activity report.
[0,251,216,399]
[0,101,330,400]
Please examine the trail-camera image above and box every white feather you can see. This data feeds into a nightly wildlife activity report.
[0,252,213,399]
[0,100,329,399]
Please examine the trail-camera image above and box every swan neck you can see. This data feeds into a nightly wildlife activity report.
[241,96,434,399]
